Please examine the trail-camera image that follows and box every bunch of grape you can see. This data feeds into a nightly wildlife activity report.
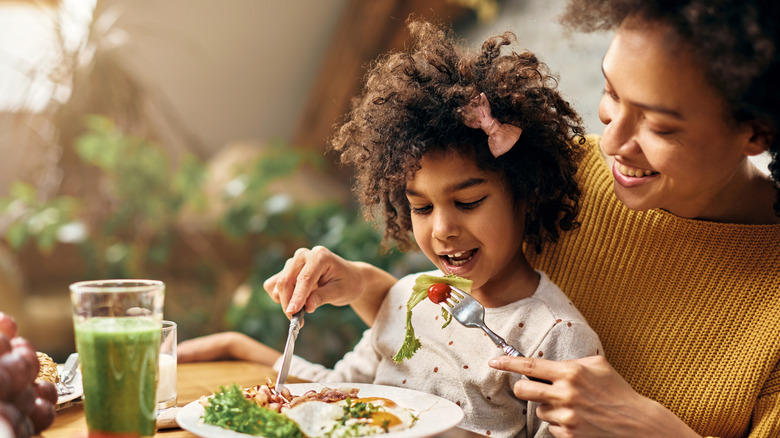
[0,312,56,437]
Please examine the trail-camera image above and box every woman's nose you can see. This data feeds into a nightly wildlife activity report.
[598,96,640,156]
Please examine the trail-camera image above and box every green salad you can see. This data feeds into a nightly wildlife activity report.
[392,273,472,363]
[202,384,302,438]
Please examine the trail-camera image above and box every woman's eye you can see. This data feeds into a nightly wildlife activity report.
[411,205,432,215]
[649,127,676,136]
[645,122,677,136]
[602,87,619,102]
[457,196,486,210]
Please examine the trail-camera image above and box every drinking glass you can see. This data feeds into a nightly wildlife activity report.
[157,320,177,410]
[70,279,164,437]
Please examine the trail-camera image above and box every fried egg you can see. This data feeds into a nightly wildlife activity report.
[282,397,417,438]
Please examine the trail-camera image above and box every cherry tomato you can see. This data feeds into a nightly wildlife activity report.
[427,283,451,304]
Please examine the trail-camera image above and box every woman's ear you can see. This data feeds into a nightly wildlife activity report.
[741,119,775,157]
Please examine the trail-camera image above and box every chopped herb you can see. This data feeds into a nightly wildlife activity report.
[202,384,302,438]
[393,274,473,363]
[340,398,380,423]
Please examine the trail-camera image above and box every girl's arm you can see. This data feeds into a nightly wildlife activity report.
[489,355,702,438]
[263,246,397,326]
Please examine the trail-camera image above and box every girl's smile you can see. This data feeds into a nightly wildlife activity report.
[405,150,537,307]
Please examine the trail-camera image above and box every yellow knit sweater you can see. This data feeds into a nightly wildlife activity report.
[526,136,780,437]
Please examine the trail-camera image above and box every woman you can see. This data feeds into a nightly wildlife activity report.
[262,1,780,437]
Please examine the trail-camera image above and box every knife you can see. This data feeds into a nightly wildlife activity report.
[274,309,305,391]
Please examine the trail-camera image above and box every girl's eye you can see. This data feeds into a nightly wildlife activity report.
[411,205,432,215]
[457,196,486,210]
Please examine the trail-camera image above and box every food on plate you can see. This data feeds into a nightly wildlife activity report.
[34,353,59,385]
[242,379,360,412]
[284,396,417,438]
[202,384,301,438]
[201,379,418,438]
[393,274,472,363]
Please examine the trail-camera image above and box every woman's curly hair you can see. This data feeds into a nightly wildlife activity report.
[328,19,586,252]
[561,0,780,215]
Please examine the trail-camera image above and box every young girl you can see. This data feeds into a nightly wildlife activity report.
[180,19,602,437]
[275,19,601,437]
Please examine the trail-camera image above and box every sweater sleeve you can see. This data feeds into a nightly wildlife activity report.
[276,328,380,384]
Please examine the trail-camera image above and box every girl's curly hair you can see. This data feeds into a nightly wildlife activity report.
[328,19,586,252]
[561,0,780,215]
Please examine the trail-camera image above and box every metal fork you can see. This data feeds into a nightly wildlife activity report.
[442,286,551,384]
[56,353,79,397]
[56,380,73,397]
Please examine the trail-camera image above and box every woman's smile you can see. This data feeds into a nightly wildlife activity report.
[611,160,660,188]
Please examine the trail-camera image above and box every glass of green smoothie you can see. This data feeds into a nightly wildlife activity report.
[70,279,164,437]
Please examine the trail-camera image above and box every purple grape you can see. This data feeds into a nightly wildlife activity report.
[15,415,33,438]
[13,386,35,416]
[0,367,11,401]
[8,337,32,351]
[30,397,55,434]
[11,346,39,385]
[0,351,29,393]
[0,335,11,356]
[34,382,57,405]
[0,313,17,339]
[0,401,22,431]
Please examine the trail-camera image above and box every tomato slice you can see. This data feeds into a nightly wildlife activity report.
[427,283,452,304]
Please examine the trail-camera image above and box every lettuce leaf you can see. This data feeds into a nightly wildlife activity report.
[202,384,302,437]
[392,274,472,363]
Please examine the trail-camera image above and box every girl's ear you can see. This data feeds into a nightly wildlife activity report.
[741,119,775,157]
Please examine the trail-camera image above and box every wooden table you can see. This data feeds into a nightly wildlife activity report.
[44,361,481,437]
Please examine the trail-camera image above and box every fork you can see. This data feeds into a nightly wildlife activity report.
[56,381,73,397]
[56,353,79,397]
[442,286,551,384]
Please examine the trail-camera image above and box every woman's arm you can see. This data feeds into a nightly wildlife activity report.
[263,246,397,326]
[490,355,702,438]
[177,331,282,366]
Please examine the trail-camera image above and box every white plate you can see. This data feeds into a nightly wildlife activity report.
[56,365,83,405]
[176,382,464,438]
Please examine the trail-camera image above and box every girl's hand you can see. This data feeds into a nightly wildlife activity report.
[488,355,702,438]
[263,246,397,325]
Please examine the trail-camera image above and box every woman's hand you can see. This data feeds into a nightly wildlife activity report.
[263,246,397,325]
[489,355,701,438]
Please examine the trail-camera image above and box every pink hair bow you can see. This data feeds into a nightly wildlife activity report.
[460,92,522,157]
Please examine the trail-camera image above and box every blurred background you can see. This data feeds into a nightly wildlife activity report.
[0,0,768,366]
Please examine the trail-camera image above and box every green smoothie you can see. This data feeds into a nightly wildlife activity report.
[75,317,161,437]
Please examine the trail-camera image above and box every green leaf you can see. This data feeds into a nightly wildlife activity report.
[393,274,472,363]
[202,384,301,438]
